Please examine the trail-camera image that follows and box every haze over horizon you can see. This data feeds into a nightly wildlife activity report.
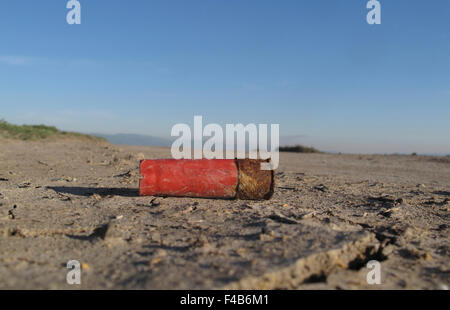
[1,1,449,154]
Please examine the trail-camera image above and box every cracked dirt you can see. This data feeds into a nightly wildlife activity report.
[0,138,449,289]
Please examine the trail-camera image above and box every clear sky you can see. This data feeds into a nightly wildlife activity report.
[0,0,449,154]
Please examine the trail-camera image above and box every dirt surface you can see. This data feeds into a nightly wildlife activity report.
[0,138,449,289]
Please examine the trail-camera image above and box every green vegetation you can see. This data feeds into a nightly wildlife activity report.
[0,119,105,141]
[278,144,322,153]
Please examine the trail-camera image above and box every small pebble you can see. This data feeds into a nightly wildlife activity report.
[81,263,91,270]
[8,210,15,219]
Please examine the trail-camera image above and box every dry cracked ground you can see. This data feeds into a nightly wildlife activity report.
[0,137,449,289]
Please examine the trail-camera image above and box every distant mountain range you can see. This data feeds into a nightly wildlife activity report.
[92,133,172,147]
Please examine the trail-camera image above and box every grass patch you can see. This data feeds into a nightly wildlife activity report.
[0,119,105,141]
[278,144,322,153]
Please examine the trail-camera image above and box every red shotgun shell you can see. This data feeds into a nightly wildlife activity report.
[139,159,275,200]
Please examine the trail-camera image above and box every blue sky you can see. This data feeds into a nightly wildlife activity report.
[0,0,449,154]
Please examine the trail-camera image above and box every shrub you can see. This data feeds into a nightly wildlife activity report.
[278,145,321,153]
